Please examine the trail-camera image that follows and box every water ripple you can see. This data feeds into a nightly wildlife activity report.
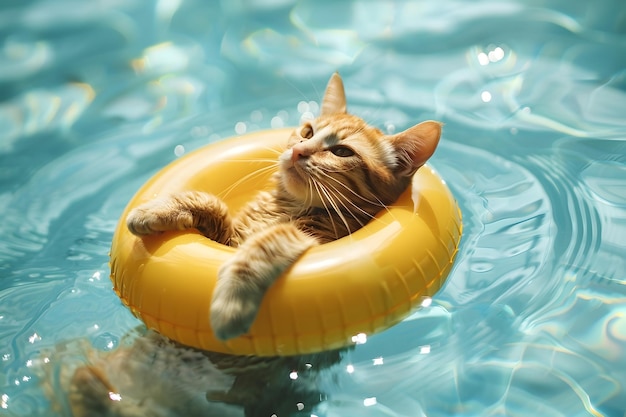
[436,142,554,313]
[0,38,53,84]
[0,83,94,153]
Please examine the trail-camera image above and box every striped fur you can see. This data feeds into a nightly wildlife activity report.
[126,73,442,341]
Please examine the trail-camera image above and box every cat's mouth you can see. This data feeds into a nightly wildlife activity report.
[279,149,313,202]
[278,149,334,210]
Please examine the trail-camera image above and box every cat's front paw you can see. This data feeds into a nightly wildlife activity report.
[126,199,194,236]
[210,264,264,341]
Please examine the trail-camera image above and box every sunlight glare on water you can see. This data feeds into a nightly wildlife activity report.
[1,0,626,416]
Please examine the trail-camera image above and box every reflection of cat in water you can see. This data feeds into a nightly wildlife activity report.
[45,73,441,416]
[42,328,343,417]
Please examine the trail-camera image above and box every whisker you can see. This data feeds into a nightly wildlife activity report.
[315,170,384,208]
[359,104,385,129]
[309,169,366,223]
[314,179,355,238]
[218,163,278,199]
[320,181,367,228]
[317,183,349,238]
[311,179,339,238]
[304,176,313,208]
[317,164,354,173]
[278,74,314,104]
[258,146,284,156]
[305,176,319,211]
[315,170,397,220]
[323,182,373,224]
[216,158,280,164]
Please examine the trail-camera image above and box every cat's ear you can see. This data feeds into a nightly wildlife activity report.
[389,121,442,177]
[320,72,347,115]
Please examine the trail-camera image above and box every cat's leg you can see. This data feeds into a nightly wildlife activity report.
[210,223,318,340]
[126,191,232,244]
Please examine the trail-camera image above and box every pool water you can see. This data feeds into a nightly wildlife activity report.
[1,0,626,416]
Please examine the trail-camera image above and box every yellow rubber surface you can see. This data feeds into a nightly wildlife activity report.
[109,128,463,356]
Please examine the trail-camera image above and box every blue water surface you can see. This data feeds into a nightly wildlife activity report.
[1,1,626,416]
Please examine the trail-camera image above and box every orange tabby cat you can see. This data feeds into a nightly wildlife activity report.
[126,73,442,341]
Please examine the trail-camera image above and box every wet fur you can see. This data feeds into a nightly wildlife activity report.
[127,72,442,340]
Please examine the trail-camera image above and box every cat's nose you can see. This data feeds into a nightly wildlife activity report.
[291,145,309,163]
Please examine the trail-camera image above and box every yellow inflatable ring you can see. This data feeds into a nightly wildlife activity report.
[110,128,462,356]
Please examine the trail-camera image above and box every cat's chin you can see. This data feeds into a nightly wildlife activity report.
[280,171,308,200]
[279,156,306,196]
[278,168,322,208]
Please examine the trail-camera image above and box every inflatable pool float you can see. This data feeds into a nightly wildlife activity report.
[109,128,462,356]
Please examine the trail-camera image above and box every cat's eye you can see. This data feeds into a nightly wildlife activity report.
[330,145,355,157]
[300,124,314,140]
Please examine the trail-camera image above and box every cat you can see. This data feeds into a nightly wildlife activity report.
[126,72,442,341]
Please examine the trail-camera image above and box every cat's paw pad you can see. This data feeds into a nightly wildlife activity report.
[210,267,263,341]
[126,201,193,236]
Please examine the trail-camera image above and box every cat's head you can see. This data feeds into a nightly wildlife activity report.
[279,73,441,215]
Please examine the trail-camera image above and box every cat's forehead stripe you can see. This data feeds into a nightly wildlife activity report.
[315,125,338,146]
